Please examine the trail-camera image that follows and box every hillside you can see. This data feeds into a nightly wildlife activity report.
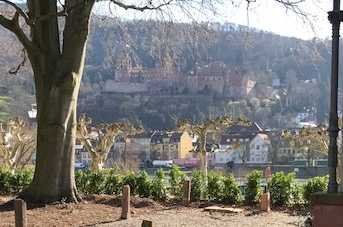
[0,14,335,129]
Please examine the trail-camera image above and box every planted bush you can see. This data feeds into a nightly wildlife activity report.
[86,171,107,194]
[136,171,152,198]
[104,170,122,195]
[222,175,241,204]
[190,170,206,201]
[269,172,295,206]
[122,171,138,195]
[0,168,33,194]
[9,169,33,193]
[207,171,224,201]
[245,170,262,204]
[2,166,328,207]
[75,170,108,194]
[75,170,89,194]
[303,176,328,203]
[0,168,13,194]
[290,182,304,207]
[169,165,186,199]
[151,169,167,201]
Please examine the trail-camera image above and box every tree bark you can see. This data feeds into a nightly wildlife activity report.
[200,134,208,200]
[90,152,105,172]
[22,78,80,202]
[19,0,94,203]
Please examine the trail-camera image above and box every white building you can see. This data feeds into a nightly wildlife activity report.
[213,133,254,165]
[212,148,243,165]
[248,133,271,164]
[212,132,271,165]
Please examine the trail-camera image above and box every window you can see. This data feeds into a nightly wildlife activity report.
[256,145,260,150]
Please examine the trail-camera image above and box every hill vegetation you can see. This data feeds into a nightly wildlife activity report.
[0,14,335,129]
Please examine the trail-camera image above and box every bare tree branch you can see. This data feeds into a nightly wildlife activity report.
[108,0,174,12]
[0,8,38,55]
[273,0,307,16]
[0,0,31,25]
[9,48,27,75]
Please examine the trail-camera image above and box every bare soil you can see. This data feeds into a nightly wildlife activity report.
[0,195,306,227]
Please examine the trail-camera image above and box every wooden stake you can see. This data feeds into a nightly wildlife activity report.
[260,192,271,212]
[121,185,130,219]
[183,179,191,206]
[14,199,27,227]
[142,220,153,227]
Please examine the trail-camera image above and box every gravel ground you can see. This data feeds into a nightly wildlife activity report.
[99,207,306,227]
[0,196,306,227]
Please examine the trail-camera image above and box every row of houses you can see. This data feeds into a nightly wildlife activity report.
[75,121,327,169]
[24,104,326,169]
[75,130,195,168]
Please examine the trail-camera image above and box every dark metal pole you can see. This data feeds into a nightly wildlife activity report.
[328,0,341,193]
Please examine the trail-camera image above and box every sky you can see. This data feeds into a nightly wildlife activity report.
[93,0,332,40]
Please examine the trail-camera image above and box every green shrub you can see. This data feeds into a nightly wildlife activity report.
[207,171,224,201]
[0,169,33,194]
[122,172,138,195]
[303,176,328,203]
[0,166,312,206]
[190,170,206,201]
[86,171,107,194]
[269,172,295,206]
[169,165,186,199]
[290,182,304,206]
[151,169,167,201]
[75,170,108,194]
[75,170,89,194]
[0,168,12,194]
[9,169,33,193]
[136,171,152,198]
[222,175,241,204]
[245,170,262,204]
[0,168,33,194]
[104,170,122,195]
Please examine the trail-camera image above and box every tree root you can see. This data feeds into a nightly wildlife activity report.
[17,185,81,204]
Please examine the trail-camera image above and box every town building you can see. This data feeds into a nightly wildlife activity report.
[125,132,152,166]
[248,133,271,163]
[150,131,193,161]
[212,123,271,165]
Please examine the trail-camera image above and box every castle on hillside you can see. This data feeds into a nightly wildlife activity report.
[101,60,256,99]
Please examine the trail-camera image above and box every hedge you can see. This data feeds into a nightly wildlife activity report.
[0,167,329,206]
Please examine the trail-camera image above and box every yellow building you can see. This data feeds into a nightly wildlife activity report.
[178,131,194,159]
[150,131,193,160]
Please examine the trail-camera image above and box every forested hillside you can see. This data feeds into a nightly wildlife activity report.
[0,14,335,129]
[85,18,330,83]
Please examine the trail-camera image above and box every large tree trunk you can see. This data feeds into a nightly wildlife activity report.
[22,75,80,202]
[20,0,94,203]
